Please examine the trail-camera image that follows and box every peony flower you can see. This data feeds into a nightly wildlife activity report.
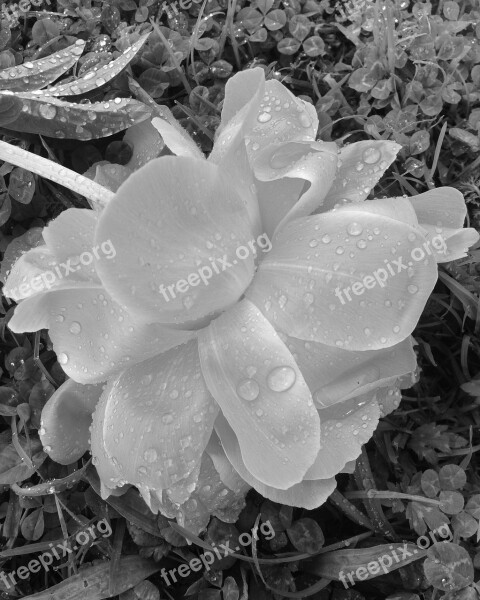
[3,68,478,534]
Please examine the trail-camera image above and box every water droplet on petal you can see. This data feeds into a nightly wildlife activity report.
[57,353,68,365]
[322,234,331,244]
[357,239,367,249]
[267,366,296,392]
[347,222,363,236]
[69,321,81,335]
[144,448,158,463]
[38,104,57,120]
[407,284,418,294]
[237,379,260,401]
[258,112,272,123]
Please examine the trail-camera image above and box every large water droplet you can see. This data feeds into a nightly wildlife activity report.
[267,366,296,392]
[347,222,363,236]
[258,112,272,123]
[57,352,68,365]
[144,448,158,463]
[237,378,260,401]
[69,321,81,335]
[38,104,57,120]
[362,146,382,164]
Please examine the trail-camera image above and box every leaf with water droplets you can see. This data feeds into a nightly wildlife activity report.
[0,40,85,93]
[424,542,474,592]
[2,93,151,140]
[18,556,160,600]
[8,167,35,204]
[44,33,150,97]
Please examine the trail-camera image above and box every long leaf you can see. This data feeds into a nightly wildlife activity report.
[0,41,85,93]
[20,556,160,600]
[46,33,151,97]
[1,93,151,140]
[0,141,113,209]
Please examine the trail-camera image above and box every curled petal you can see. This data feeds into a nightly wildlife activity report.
[151,116,204,159]
[254,141,338,234]
[209,69,266,236]
[305,395,381,479]
[40,378,103,465]
[123,119,165,170]
[100,340,219,492]
[214,417,336,509]
[285,335,416,408]
[321,140,402,211]
[198,299,320,489]
[245,78,318,157]
[256,178,305,238]
[246,209,438,350]
[407,188,480,262]
[218,67,266,132]
[7,285,192,384]
[95,157,255,325]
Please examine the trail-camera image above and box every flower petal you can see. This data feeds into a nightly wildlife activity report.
[154,451,249,534]
[254,141,338,233]
[209,69,266,236]
[214,417,336,509]
[285,335,416,407]
[245,79,318,157]
[218,67,266,131]
[305,395,381,479]
[87,162,134,193]
[91,379,126,498]
[198,299,320,489]
[377,386,403,417]
[100,340,219,492]
[256,178,305,238]
[8,286,193,384]
[40,378,103,465]
[42,208,100,283]
[246,209,438,350]
[95,157,255,325]
[321,141,402,211]
[151,116,204,159]
[123,119,165,170]
[3,245,60,301]
[407,188,480,262]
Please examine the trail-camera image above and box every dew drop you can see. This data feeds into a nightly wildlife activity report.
[57,352,68,365]
[55,315,65,323]
[357,239,367,249]
[347,222,363,236]
[267,366,296,392]
[257,112,272,123]
[69,321,81,335]
[162,413,174,424]
[237,378,260,401]
[144,448,158,463]
[322,234,331,244]
[362,146,381,164]
[407,284,418,294]
[38,104,57,120]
